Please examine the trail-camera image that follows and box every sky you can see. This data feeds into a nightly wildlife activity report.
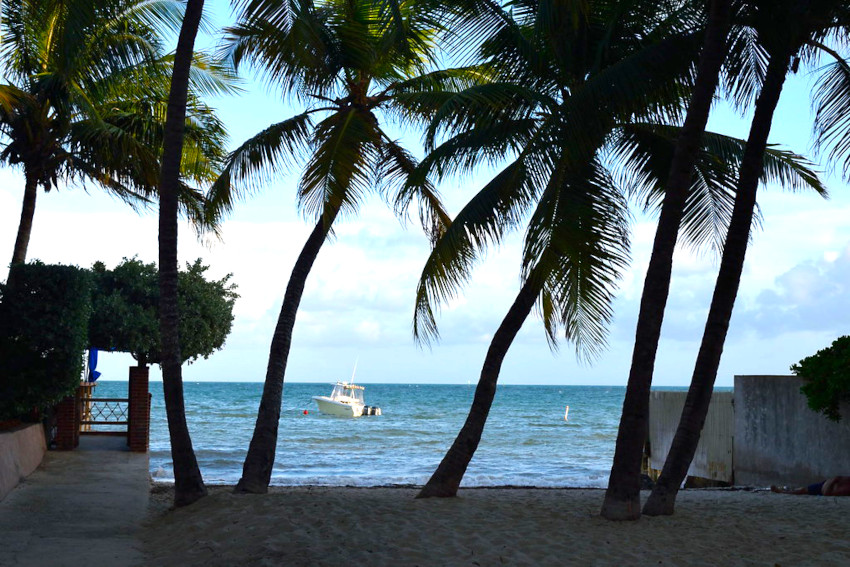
[1,4,849,386]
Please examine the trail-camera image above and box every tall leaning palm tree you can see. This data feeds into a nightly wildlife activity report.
[210,0,449,494]
[158,0,211,508]
[642,0,847,517]
[602,0,736,520]
[410,0,734,499]
[411,0,824,500]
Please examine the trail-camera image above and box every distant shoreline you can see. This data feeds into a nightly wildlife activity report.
[150,481,766,491]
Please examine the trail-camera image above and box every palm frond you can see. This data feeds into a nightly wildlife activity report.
[65,152,155,207]
[415,117,539,183]
[422,82,546,151]
[812,54,850,176]
[722,23,769,111]
[186,52,244,98]
[223,1,338,99]
[387,66,494,124]
[412,159,535,345]
[298,108,382,222]
[208,112,313,221]
[375,137,451,244]
[232,0,296,32]
[128,0,188,36]
[611,123,825,256]
[0,85,31,116]
[521,158,630,361]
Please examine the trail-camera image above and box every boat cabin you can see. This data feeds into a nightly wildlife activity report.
[331,382,365,404]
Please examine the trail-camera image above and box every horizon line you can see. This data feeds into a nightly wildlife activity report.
[91,379,729,388]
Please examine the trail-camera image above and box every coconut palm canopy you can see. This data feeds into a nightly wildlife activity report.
[0,0,237,269]
[209,0,449,235]
[405,0,824,359]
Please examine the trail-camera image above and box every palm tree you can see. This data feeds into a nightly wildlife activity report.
[601,0,736,520]
[643,0,848,517]
[410,0,738,499]
[210,0,450,494]
[1,0,170,271]
[0,0,230,278]
[158,0,209,507]
[414,158,631,498]
[410,0,824,500]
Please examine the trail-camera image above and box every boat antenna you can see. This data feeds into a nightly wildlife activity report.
[350,358,358,385]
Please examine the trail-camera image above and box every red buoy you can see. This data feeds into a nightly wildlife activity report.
[303,410,308,415]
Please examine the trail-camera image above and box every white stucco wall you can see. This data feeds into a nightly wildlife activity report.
[0,423,47,501]
[734,375,850,486]
[648,390,734,483]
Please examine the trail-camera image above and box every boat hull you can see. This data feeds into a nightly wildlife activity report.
[312,396,364,417]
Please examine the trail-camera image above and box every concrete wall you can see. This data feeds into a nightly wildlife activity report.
[734,375,850,486]
[0,423,47,501]
[648,391,734,483]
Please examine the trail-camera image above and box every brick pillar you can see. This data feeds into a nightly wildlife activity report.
[128,365,150,452]
[54,391,80,450]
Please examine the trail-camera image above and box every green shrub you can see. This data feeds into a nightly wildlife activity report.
[177,259,238,365]
[88,257,237,366]
[0,263,93,420]
[88,258,160,365]
[791,335,850,422]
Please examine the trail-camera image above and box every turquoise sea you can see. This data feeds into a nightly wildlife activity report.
[94,381,631,488]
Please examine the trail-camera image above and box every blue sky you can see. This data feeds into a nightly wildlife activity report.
[1,4,848,386]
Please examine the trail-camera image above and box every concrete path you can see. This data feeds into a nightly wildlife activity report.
[0,436,150,567]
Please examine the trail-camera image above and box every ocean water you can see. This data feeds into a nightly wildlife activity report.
[93,381,630,488]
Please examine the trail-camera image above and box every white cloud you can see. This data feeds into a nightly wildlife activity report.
[739,243,850,338]
[355,320,382,342]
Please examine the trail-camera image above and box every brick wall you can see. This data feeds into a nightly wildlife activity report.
[128,366,150,452]
[54,393,79,450]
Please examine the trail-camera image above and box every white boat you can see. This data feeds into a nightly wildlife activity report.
[312,381,367,417]
[312,361,381,417]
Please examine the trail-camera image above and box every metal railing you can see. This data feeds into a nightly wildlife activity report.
[80,397,129,436]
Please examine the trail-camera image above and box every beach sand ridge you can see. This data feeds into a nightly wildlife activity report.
[141,486,850,566]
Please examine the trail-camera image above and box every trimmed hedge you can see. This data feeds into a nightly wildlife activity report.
[0,263,92,420]
[0,258,236,420]
[791,335,850,422]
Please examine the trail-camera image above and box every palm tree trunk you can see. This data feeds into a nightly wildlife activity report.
[642,46,792,517]
[416,277,538,498]
[601,0,732,521]
[10,170,39,271]
[235,210,338,494]
[158,0,207,508]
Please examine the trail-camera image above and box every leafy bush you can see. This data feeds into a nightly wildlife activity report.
[0,263,93,420]
[177,259,238,365]
[791,335,850,422]
[0,258,236,420]
[88,258,159,365]
[89,257,237,366]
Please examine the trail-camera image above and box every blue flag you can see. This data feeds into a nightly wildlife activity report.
[87,348,101,382]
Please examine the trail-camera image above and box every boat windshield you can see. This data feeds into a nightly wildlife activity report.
[330,383,365,404]
[345,387,365,404]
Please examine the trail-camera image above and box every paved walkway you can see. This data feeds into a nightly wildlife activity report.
[0,436,150,567]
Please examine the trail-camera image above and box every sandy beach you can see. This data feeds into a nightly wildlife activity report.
[141,486,850,566]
